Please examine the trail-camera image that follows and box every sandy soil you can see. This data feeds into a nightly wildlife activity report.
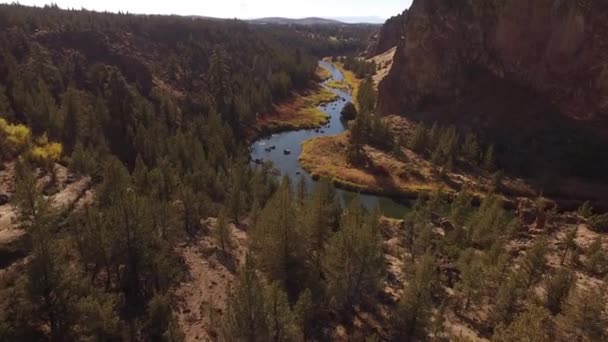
[173,218,249,341]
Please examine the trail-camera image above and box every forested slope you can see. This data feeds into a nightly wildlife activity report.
[0,4,375,340]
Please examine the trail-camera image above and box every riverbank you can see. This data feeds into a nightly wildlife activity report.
[323,58,361,108]
[299,133,449,198]
[248,82,338,140]
[299,127,541,202]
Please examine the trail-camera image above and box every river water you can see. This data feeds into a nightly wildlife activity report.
[250,61,409,218]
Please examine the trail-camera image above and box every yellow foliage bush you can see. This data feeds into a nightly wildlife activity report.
[30,142,63,163]
[1,118,62,162]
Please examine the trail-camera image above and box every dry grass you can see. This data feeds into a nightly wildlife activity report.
[334,62,361,108]
[325,80,349,91]
[299,120,537,202]
[299,133,446,198]
[316,65,332,81]
[250,86,338,139]
[366,46,396,90]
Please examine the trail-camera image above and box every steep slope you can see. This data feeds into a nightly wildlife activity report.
[366,10,407,57]
[377,0,608,182]
[380,0,608,120]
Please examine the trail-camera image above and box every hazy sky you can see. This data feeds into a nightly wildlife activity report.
[6,0,412,20]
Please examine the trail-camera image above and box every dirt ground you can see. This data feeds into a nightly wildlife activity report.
[0,162,92,278]
[172,218,249,341]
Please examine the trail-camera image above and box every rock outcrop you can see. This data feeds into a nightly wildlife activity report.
[379,0,608,121]
[366,10,407,58]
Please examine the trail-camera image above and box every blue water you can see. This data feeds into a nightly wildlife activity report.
[250,61,409,218]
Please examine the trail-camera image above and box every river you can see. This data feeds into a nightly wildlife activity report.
[250,61,409,218]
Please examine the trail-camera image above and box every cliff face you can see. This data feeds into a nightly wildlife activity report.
[366,11,407,58]
[379,0,608,121]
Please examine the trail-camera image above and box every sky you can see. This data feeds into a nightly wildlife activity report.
[5,0,412,22]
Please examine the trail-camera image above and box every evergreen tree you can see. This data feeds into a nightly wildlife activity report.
[323,199,385,310]
[493,305,555,342]
[560,228,578,265]
[560,285,608,341]
[143,294,185,342]
[265,282,302,341]
[521,237,548,286]
[483,144,496,172]
[585,236,606,275]
[250,178,305,293]
[216,210,232,256]
[357,77,376,114]
[409,123,427,154]
[221,257,270,342]
[390,253,438,341]
[462,133,481,164]
[456,249,484,309]
[544,269,575,315]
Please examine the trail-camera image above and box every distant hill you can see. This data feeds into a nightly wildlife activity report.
[249,17,344,25]
[250,17,381,26]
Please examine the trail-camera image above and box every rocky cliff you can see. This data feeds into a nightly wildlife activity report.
[379,0,608,121]
[366,10,407,58]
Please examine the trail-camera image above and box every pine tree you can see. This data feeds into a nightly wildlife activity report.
[585,236,606,275]
[521,237,548,286]
[560,285,608,341]
[492,271,525,325]
[462,133,481,164]
[323,199,385,310]
[483,144,496,172]
[216,210,232,256]
[250,178,304,292]
[493,305,555,342]
[143,294,185,342]
[456,249,484,309]
[300,180,340,289]
[265,282,302,341]
[560,228,578,265]
[544,268,575,315]
[13,159,51,229]
[221,257,269,342]
[357,77,376,114]
[409,123,427,154]
[390,253,437,341]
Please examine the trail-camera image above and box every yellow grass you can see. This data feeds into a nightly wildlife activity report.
[334,62,362,108]
[325,80,349,91]
[316,66,332,81]
[299,133,449,198]
[251,86,337,139]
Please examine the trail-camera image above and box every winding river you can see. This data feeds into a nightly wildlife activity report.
[250,61,409,218]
